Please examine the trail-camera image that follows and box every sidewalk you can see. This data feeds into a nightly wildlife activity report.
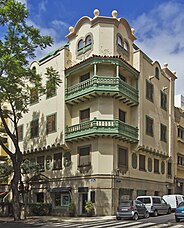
[0,215,116,224]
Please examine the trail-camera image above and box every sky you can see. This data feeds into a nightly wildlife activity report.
[17,0,184,96]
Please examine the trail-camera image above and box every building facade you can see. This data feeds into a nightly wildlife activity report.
[15,10,178,216]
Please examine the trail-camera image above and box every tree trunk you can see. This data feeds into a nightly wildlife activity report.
[11,153,22,221]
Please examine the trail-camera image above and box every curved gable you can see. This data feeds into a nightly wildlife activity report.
[118,18,136,42]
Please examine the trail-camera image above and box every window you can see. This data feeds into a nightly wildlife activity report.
[80,108,90,122]
[30,87,38,104]
[178,127,184,140]
[17,125,23,141]
[117,35,123,46]
[178,155,184,166]
[78,145,91,167]
[167,161,172,176]
[148,158,152,172]
[161,91,167,110]
[85,35,92,46]
[160,124,167,142]
[155,67,159,79]
[137,190,147,197]
[124,41,129,52]
[30,119,39,138]
[132,153,137,169]
[53,152,62,170]
[36,192,44,203]
[118,147,128,170]
[55,193,70,207]
[80,73,90,82]
[139,154,146,171]
[154,159,159,174]
[153,197,161,204]
[37,156,44,172]
[146,116,154,137]
[46,113,56,134]
[161,161,165,174]
[46,155,52,170]
[78,39,83,50]
[119,109,126,122]
[146,80,154,102]
[46,81,56,98]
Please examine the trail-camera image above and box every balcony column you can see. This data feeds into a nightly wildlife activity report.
[116,65,119,77]
[93,63,97,76]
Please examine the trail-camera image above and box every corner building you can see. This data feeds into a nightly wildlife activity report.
[17,10,177,216]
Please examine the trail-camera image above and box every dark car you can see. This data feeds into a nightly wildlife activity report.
[116,200,149,220]
[175,201,184,222]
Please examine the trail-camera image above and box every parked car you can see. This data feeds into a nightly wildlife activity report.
[163,194,184,211]
[116,200,149,220]
[175,201,184,222]
[136,196,171,216]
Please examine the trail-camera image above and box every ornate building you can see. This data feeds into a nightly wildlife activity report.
[14,9,177,215]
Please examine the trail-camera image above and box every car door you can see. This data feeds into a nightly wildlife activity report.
[161,198,169,214]
[135,200,144,216]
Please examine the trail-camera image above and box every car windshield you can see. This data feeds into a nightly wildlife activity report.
[178,202,184,208]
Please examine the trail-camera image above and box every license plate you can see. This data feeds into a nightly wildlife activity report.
[121,209,128,211]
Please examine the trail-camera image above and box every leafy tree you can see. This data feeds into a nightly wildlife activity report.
[0,0,61,220]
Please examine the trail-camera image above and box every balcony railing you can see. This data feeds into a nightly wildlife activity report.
[65,76,138,106]
[65,118,138,143]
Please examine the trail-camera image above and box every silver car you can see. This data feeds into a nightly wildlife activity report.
[136,196,171,216]
[116,200,149,220]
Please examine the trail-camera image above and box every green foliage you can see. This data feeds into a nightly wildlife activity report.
[0,158,13,177]
[85,201,94,215]
[0,0,61,220]
[29,203,52,216]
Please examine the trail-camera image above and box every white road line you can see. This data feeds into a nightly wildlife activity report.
[78,220,129,227]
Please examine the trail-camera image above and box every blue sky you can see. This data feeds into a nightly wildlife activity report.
[18,0,184,96]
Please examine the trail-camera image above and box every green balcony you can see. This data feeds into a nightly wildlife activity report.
[65,76,138,106]
[65,118,138,143]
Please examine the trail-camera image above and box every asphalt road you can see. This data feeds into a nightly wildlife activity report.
[0,213,183,228]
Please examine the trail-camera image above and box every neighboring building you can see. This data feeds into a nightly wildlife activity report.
[174,107,184,194]
[14,9,177,216]
[175,94,184,108]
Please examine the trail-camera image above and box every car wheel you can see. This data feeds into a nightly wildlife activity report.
[144,211,149,218]
[175,217,180,222]
[133,213,139,221]
[153,210,158,217]
[116,216,121,220]
[167,208,171,214]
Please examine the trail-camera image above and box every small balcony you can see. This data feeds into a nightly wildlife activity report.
[65,118,138,143]
[65,76,138,106]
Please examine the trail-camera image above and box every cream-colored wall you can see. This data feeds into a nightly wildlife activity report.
[17,48,69,152]
[138,53,170,155]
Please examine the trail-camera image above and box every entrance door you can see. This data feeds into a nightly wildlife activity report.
[82,193,88,214]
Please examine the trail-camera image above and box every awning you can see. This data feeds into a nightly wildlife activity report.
[48,187,71,193]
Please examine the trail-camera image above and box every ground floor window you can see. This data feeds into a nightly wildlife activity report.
[137,190,147,197]
[119,188,133,202]
[54,193,70,207]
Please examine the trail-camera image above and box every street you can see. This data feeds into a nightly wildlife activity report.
[0,213,184,228]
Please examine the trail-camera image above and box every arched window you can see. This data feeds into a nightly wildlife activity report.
[124,41,129,52]
[78,39,83,50]
[117,35,123,46]
[155,67,159,79]
[85,35,92,46]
